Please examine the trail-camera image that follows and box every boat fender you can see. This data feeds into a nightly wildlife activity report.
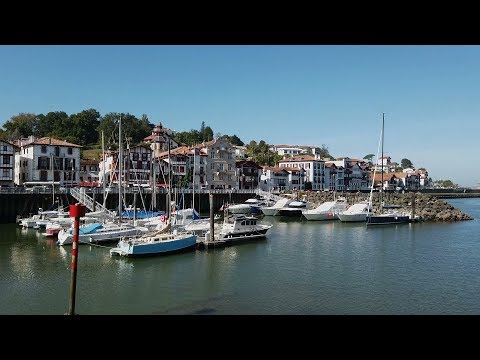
[160,215,166,223]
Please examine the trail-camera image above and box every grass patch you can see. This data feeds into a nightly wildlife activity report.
[82,148,103,160]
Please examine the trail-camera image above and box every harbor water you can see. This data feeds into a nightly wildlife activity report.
[1,198,479,315]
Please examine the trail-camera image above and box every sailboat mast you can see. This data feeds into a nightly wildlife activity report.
[152,159,157,209]
[381,113,385,214]
[368,117,383,215]
[118,115,122,222]
[192,146,195,212]
[102,130,106,207]
[167,139,171,220]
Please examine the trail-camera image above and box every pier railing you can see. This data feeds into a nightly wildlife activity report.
[69,188,116,219]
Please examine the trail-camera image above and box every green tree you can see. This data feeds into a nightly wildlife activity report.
[363,154,375,162]
[318,144,331,158]
[174,130,201,146]
[222,134,244,146]
[69,109,101,146]
[401,158,413,169]
[304,181,312,191]
[203,126,213,141]
[36,111,69,138]
[245,139,279,166]
[97,112,119,149]
[2,113,38,138]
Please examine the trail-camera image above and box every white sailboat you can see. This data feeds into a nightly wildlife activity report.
[57,114,149,245]
[366,113,411,226]
[110,137,198,257]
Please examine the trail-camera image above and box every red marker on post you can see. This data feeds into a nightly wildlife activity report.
[67,203,86,315]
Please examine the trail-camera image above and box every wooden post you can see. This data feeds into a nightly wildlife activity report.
[209,192,214,243]
[92,191,96,212]
[411,192,416,220]
[67,203,86,315]
[133,191,137,224]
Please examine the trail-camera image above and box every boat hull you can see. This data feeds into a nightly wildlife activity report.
[366,215,410,225]
[260,207,278,216]
[57,226,146,245]
[111,234,197,256]
[302,212,338,221]
[337,213,368,222]
[275,208,304,217]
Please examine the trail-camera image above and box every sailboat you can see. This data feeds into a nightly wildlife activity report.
[57,116,149,246]
[110,138,197,257]
[366,113,411,226]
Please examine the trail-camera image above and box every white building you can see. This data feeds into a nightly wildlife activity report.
[278,155,325,191]
[14,136,81,185]
[260,166,289,192]
[375,156,397,173]
[0,140,17,187]
[99,145,153,186]
[198,138,237,190]
[270,144,322,157]
[79,159,100,184]
[325,157,371,191]
[233,145,247,159]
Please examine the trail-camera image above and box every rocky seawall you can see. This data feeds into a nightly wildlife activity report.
[300,192,474,222]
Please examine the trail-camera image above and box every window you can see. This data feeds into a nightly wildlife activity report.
[211,163,215,170]
[53,157,63,170]
[2,169,9,178]
[55,147,60,156]
[41,145,47,153]
[40,170,48,181]
[3,145,6,151]
[68,148,73,155]
[132,153,139,161]
[3,155,10,165]
[65,158,75,170]
[228,164,232,171]
[142,153,148,161]
[210,151,215,158]
[38,156,49,170]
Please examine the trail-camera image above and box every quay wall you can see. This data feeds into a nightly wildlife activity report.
[1,189,477,224]
[0,191,254,224]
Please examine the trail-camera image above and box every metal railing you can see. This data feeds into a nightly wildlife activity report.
[69,188,116,219]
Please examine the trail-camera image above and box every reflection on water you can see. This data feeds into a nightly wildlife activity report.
[0,198,479,314]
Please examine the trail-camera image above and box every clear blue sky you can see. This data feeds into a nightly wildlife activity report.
[1,45,479,187]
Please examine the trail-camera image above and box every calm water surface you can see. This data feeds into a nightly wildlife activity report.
[1,198,479,315]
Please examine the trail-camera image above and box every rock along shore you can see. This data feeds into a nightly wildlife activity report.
[298,191,474,222]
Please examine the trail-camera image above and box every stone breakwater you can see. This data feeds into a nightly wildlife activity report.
[300,192,474,222]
